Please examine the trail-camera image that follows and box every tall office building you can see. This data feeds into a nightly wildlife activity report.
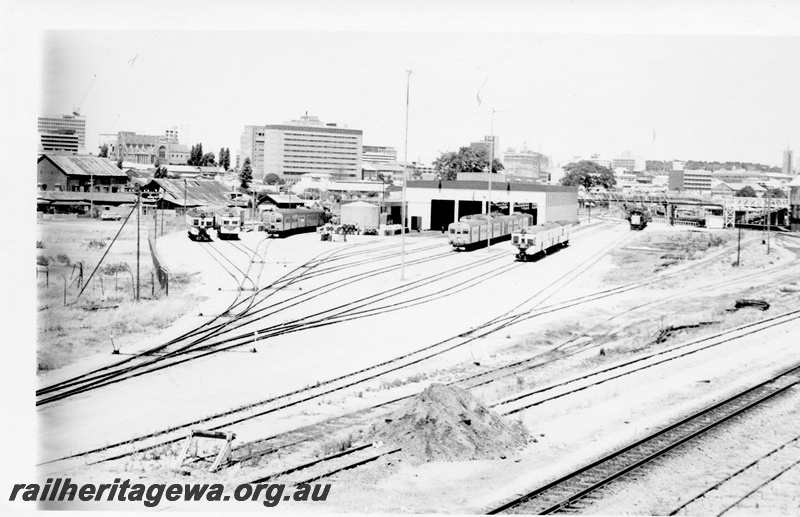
[784,148,794,175]
[240,114,362,179]
[38,114,87,153]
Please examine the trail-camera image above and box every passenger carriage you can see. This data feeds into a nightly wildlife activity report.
[511,221,572,261]
[186,209,214,242]
[214,211,242,240]
[262,208,326,237]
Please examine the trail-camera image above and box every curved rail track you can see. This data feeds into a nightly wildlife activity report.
[487,363,800,514]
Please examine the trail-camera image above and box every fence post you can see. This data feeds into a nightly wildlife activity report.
[61,274,67,307]
[151,270,155,297]
[165,270,169,297]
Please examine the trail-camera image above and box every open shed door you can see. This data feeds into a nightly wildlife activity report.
[430,199,455,232]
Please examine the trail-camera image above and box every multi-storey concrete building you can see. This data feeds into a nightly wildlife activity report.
[38,114,87,153]
[470,136,501,162]
[784,149,794,175]
[39,132,80,155]
[612,151,645,172]
[503,147,550,182]
[669,169,713,191]
[240,115,362,180]
[363,146,397,164]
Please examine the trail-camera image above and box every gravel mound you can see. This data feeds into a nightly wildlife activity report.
[375,383,528,462]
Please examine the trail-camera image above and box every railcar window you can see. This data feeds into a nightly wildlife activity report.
[449,229,455,234]
[193,219,199,225]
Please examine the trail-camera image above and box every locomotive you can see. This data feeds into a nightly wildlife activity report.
[262,207,327,237]
[511,221,572,261]
[627,206,651,231]
[214,210,243,240]
[447,212,534,250]
[186,209,214,242]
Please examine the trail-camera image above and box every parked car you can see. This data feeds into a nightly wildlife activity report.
[100,208,122,221]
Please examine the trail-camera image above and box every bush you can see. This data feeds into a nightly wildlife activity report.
[55,253,72,266]
[103,262,131,275]
[87,239,107,250]
[37,255,50,266]
[36,241,45,249]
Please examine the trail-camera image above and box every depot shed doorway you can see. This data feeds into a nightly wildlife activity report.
[430,199,455,232]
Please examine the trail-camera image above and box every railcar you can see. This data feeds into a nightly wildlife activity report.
[447,212,534,250]
[262,208,327,237]
[628,206,651,231]
[186,209,214,242]
[214,210,242,240]
[511,221,572,261]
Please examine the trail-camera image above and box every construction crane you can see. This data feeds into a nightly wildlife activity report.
[72,74,96,116]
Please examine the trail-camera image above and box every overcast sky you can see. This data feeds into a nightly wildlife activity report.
[24,1,800,168]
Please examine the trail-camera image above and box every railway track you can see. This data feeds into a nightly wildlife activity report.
[493,309,800,415]
[487,363,800,514]
[38,223,779,472]
[38,225,622,468]
[669,432,800,516]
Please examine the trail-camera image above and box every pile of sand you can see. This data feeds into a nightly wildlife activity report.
[374,383,528,462]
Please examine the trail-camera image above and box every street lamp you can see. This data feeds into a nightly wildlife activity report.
[401,69,412,281]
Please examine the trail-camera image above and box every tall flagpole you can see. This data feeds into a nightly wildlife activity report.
[401,69,412,281]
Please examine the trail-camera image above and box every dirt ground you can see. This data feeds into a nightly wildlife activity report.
[30,220,800,514]
[36,218,204,373]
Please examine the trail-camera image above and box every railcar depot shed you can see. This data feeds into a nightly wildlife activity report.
[404,180,578,231]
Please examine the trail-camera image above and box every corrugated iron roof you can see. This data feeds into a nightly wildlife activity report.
[141,178,237,208]
[266,194,304,205]
[38,191,137,204]
[39,155,129,177]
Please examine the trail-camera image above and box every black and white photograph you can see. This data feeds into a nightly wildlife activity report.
[4,0,800,514]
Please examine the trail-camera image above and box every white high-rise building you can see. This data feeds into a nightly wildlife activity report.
[240,114,362,180]
[38,114,87,153]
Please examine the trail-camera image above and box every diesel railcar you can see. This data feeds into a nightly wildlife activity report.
[447,212,534,250]
[262,208,327,237]
[628,207,651,231]
[186,209,214,242]
[214,210,242,240]
[511,221,572,261]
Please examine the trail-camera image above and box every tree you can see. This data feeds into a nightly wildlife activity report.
[98,143,109,158]
[734,185,757,198]
[264,173,281,185]
[560,161,617,189]
[219,148,231,171]
[433,146,504,181]
[116,157,123,170]
[224,148,231,170]
[201,152,216,167]
[764,187,786,199]
[188,143,204,166]
[376,172,394,186]
[240,158,253,189]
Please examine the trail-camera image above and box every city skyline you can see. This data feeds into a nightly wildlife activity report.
[18,1,800,171]
[35,25,800,170]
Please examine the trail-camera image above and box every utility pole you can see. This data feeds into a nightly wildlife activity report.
[766,195,771,255]
[136,187,141,301]
[401,69,411,282]
[736,225,741,266]
[89,171,94,218]
[487,109,496,250]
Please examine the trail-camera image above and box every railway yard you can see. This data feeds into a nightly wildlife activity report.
[34,217,800,513]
